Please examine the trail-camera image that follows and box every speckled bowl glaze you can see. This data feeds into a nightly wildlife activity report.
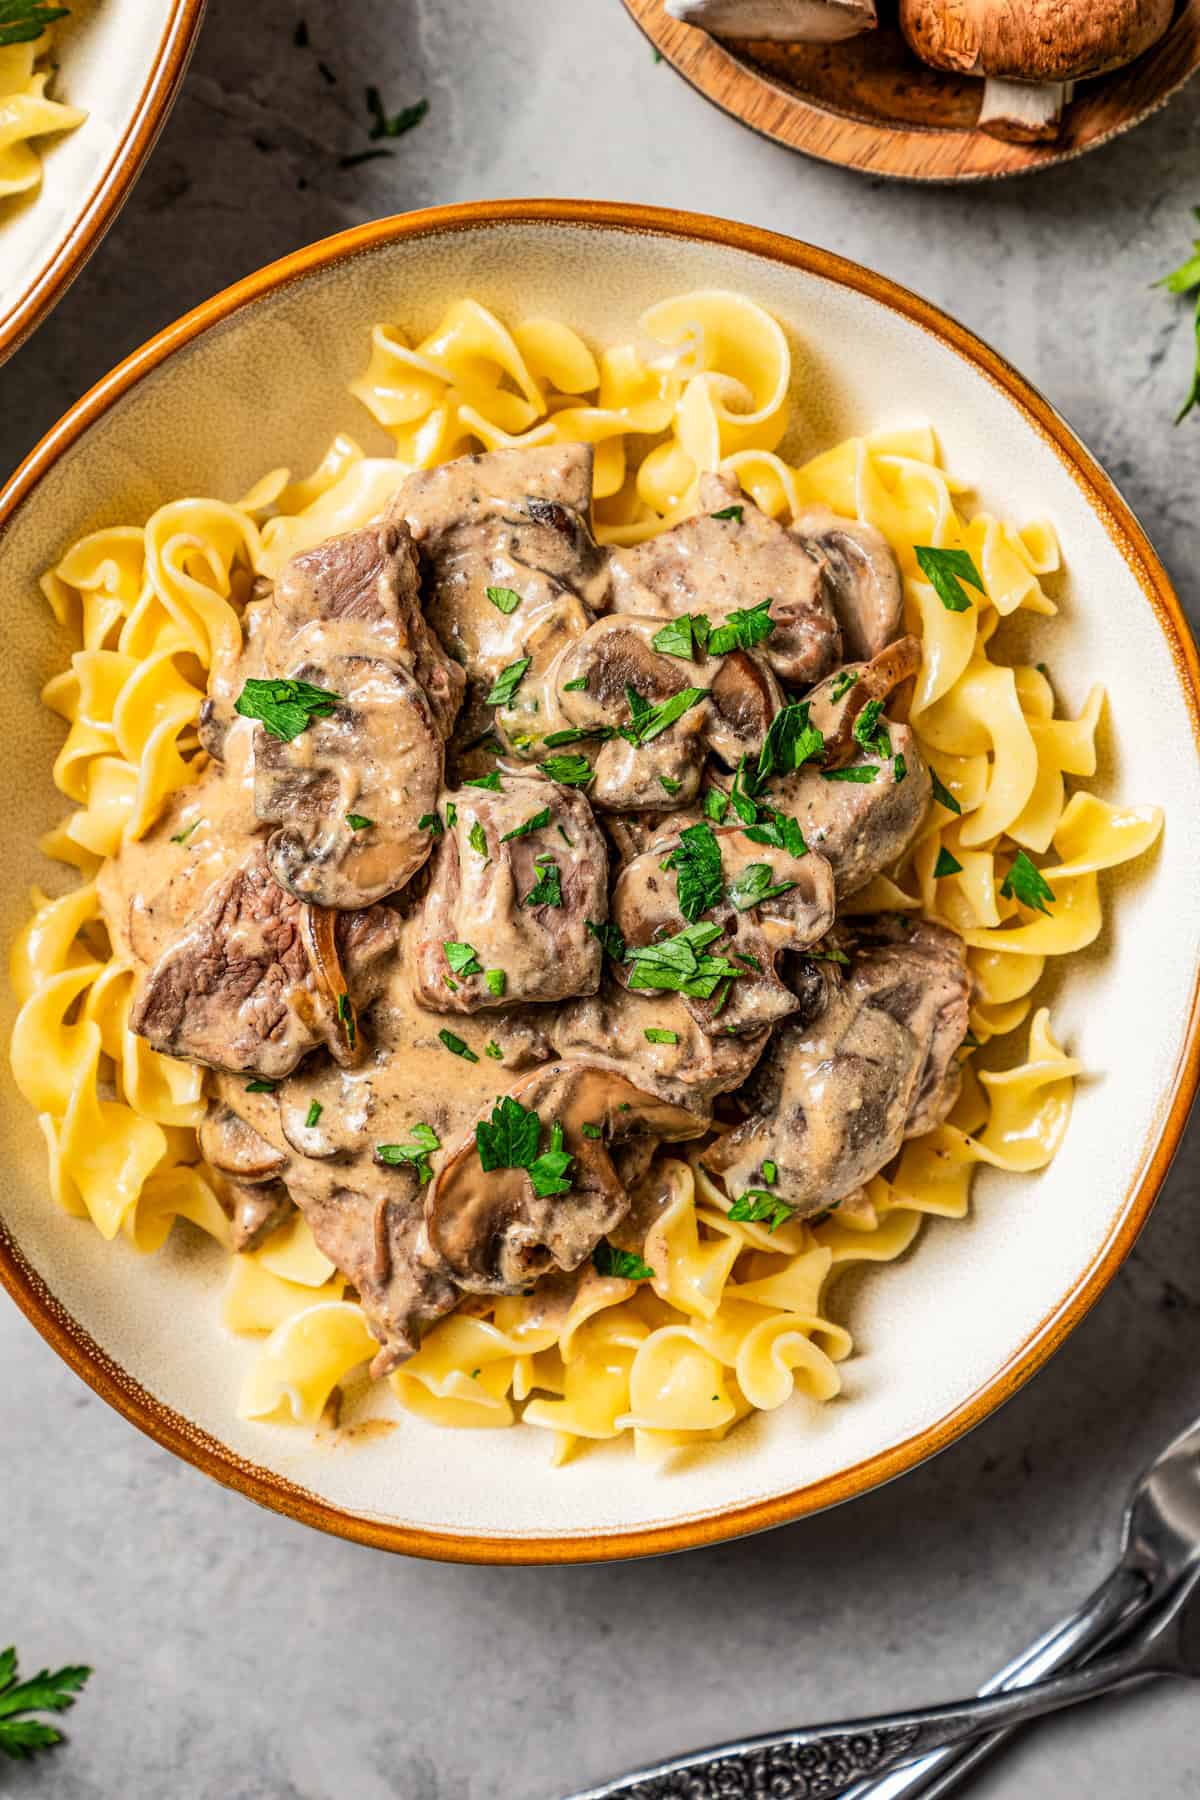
[0,0,205,364]
[1,202,1197,1564]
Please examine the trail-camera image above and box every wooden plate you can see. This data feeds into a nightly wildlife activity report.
[624,0,1200,181]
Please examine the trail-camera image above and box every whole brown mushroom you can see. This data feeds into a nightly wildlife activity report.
[899,0,1176,143]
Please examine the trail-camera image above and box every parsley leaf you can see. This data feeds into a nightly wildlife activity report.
[658,774,682,796]
[651,615,709,660]
[619,684,708,747]
[0,4,69,50]
[587,918,626,960]
[593,1242,655,1280]
[644,1027,678,1044]
[468,820,488,857]
[755,703,824,789]
[500,808,550,843]
[345,812,374,830]
[438,1028,478,1062]
[444,941,483,977]
[1156,216,1200,422]
[728,1189,796,1233]
[419,811,444,836]
[464,772,502,791]
[709,504,743,523]
[1000,850,1056,916]
[582,1122,603,1139]
[476,1095,540,1172]
[703,787,730,824]
[0,1647,91,1762]
[245,1079,276,1093]
[562,675,588,693]
[933,847,963,878]
[853,698,891,760]
[727,863,796,912]
[743,809,807,857]
[930,768,962,815]
[170,819,200,845]
[543,725,615,747]
[304,1100,323,1129]
[486,658,531,707]
[664,820,724,922]
[706,599,775,655]
[893,752,908,783]
[445,802,458,827]
[821,764,879,783]
[485,585,522,615]
[235,677,341,743]
[484,968,506,997]
[377,1122,440,1186]
[336,992,356,1049]
[626,920,743,998]
[542,752,594,787]
[529,1120,574,1197]
[366,87,429,139]
[830,669,859,703]
[915,546,986,614]
[762,1159,778,1185]
[484,1040,503,1060]
[524,858,563,908]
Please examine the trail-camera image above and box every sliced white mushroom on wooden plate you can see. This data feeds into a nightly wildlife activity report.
[899,0,1176,142]
[664,0,878,42]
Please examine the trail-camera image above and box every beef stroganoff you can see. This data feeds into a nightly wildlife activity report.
[11,291,1162,1466]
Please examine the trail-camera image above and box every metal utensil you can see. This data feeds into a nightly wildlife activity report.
[565,1410,1200,1800]
[844,1407,1200,1799]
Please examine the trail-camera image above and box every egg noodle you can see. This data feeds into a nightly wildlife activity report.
[0,29,84,208]
[11,290,1163,1465]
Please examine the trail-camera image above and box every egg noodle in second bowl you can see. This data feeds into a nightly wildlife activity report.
[11,289,1162,1466]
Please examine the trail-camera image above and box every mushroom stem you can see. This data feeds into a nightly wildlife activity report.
[664,0,877,43]
[978,76,1074,143]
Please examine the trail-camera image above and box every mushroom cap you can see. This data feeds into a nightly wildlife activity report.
[899,0,1175,82]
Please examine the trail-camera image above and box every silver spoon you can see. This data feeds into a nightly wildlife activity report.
[565,1409,1200,1800]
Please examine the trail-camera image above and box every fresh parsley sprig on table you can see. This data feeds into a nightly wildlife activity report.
[366,86,429,140]
[0,1,68,48]
[1156,208,1200,422]
[0,1647,90,1761]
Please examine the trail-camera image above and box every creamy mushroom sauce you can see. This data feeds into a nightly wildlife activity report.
[108,441,973,1377]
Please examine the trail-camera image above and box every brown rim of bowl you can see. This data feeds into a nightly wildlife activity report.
[1,199,1197,1565]
[0,0,207,366]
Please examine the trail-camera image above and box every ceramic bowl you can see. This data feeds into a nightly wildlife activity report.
[1,201,1197,1563]
[0,0,205,363]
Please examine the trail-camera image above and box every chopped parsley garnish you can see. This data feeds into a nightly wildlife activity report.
[484,1040,503,1060]
[651,614,710,660]
[933,847,963,878]
[500,807,550,843]
[468,820,488,857]
[1000,850,1056,916]
[345,812,374,830]
[562,676,589,692]
[853,698,891,760]
[658,774,682,797]
[170,819,200,845]
[930,769,962,815]
[0,1644,91,1761]
[557,823,574,848]
[366,87,429,140]
[245,1079,276,1094]
[915,546,986,614]
[727,863,796,912]
[0,4,70,50]
[762,1159,778,1185]
[755,703,824,789]
[524,857,563,908]
[664,820,724,922]
[703,787,730,824]
[542,753,594,787]
[543,725,615,748]
[808,944,851,965]
[378,1122,439,1185]
[830,669,859,703]
[728,1189,796,1232]
[586,918,627,960]
[235,677,341,743]
[893,752,908,783]
[304,1100,323,1129]
[821,764,879,783]
[743,809,807,857]
[734,951,763,973]
[486,657,531,707]
[475,1097,574,1197]
[438,1028,478,1062]
[644,1027,679,1044]
[336,992,356,1049]
[619,684,708,747]
[593,1242,655,1280]
[464,772,502,791]
[485,585,522,615]
[709,504,743,523]
[419,811,444,836]
[729,756,761,825]
[626,920,742,998]
[444,941,483,977]
[707,599,775,655]
[581,1122,603,1139]
[484,968,506,998]
[445,802,458,827]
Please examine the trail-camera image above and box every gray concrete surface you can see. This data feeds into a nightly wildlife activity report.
[3,3,1200,1795]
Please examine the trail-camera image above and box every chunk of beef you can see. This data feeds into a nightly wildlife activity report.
[793,506,904,664]
[412,774,608,1011]
[425,1060,703,1295]
[774,723,931,897]
[396,442,608,688]
[254,646,444,909]
[611,827,836,1037]
[841,916,972,1135]
[129,846,398,1080]
[224,1180,293,1253]
[608,471,840,687]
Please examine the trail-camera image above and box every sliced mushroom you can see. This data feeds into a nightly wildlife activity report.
[254,647,444,909]
[899,0,1173,143]
[773,723,931,898]
[223,1180,294,1253]
[806,635,921,769]
[425,1060,704,1294]
[793,507,904,664]
[611,827,836,1037]
[199,1103,287,1184]
[665,0,877,39]
[412,773,608,1011]
[608,471,840,688]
